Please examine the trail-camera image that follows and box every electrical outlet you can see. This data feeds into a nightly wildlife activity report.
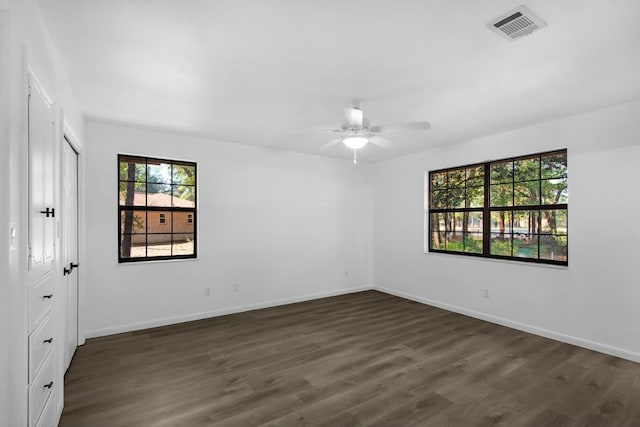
[482,288,490,298]
[233,283,240,292]
[204,288,211,296]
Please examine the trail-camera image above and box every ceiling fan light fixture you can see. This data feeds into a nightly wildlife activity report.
[343,136,368,149]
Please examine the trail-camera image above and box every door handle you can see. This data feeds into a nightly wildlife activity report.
[43,337,53,344]
[43,294,53,299]
[70,262,79,271]
[44,381,54,389]
[63,267,71,276]
[40,208,55,218]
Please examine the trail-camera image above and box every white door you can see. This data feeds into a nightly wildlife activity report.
[62,137,79,371]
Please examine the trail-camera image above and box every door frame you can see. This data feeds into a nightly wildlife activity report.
[62,120,85,346]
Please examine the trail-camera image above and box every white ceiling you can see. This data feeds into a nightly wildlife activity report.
[38,0,640,162]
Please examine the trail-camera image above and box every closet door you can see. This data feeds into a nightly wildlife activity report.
[27,75,58,427]
[28,76,55,274]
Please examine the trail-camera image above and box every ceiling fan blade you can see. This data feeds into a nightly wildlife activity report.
[344,107,364,127]
[319,137,343,151]
[291,128,344,133]
[369,135,394,149]
[370,121,431,133]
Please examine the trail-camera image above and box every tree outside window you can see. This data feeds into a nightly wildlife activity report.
[427,150,567,265]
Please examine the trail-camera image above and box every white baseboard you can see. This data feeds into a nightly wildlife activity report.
[373,286,640,364]
[85,284,640,364]
[85,286,371,339]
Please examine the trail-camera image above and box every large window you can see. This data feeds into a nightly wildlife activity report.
[118,155,197,262]
[428,150,567,265]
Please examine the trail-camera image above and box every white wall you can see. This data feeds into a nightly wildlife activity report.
[373,100,640,362]
[1,0,83,426]
[84,120,373,337]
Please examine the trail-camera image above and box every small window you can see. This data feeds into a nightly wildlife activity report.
[118,154,197,262]
[427,149,567,265]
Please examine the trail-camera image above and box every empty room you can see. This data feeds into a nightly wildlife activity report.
[2,0,640,426]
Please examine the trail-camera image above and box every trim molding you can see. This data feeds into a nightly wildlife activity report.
[85,286,371,339]
[85,284,640,364]
[373,286,640,364]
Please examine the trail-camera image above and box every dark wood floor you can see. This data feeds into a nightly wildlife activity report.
[60,291,640,427]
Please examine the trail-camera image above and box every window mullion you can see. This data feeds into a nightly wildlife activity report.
[483,162,490,256]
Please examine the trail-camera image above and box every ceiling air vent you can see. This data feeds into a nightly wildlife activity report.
[488,5,546,41]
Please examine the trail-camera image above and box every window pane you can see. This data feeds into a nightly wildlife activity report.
[490,161,512,184]
[447,187,465,209]
[119,182,146,206]
[463,212,483,253]
[513,210,540,234]
[173,234,195,256]
[172,185,196,207]
[120,237,146,259]
[490,184,513,207]
[445,232,463,252]
[466,185,484,208]
[514,181,539,206]
[431,190,447,209]
[444,212,465,251]
[430,213,446,250]
[514,157,539,182]
[465,212,483,232]
[446,212,464,233]
[431,172,446,192]
[465,165,484,187]
[173,212,195,234]
[464,232,483,254]
[490,211,512,235]
[447,169,465,188]
[147,161,171,184]
[540,209,567,234]
[539,235,567,262]
[146,235,173,257]
[490,233,512,256]
[147,183,173,207]
[119,157,146,182]
[148,211,172,234]
[172,164,196,186]
[541,178,568,204]
[515,234,538,259]
[541,153,567,179]
[120,210,146,234]
[431,231,445,250]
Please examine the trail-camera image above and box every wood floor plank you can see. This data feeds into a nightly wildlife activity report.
[60,290,640,427]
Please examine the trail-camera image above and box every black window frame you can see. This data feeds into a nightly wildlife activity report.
[427,149,568,266]
[118,154,197,263]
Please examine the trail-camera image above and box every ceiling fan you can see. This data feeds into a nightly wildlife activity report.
[301,101,430,163]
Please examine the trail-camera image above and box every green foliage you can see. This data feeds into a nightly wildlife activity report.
[430,165,484,210]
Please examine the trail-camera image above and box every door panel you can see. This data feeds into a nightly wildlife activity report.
[28,77,55,273]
